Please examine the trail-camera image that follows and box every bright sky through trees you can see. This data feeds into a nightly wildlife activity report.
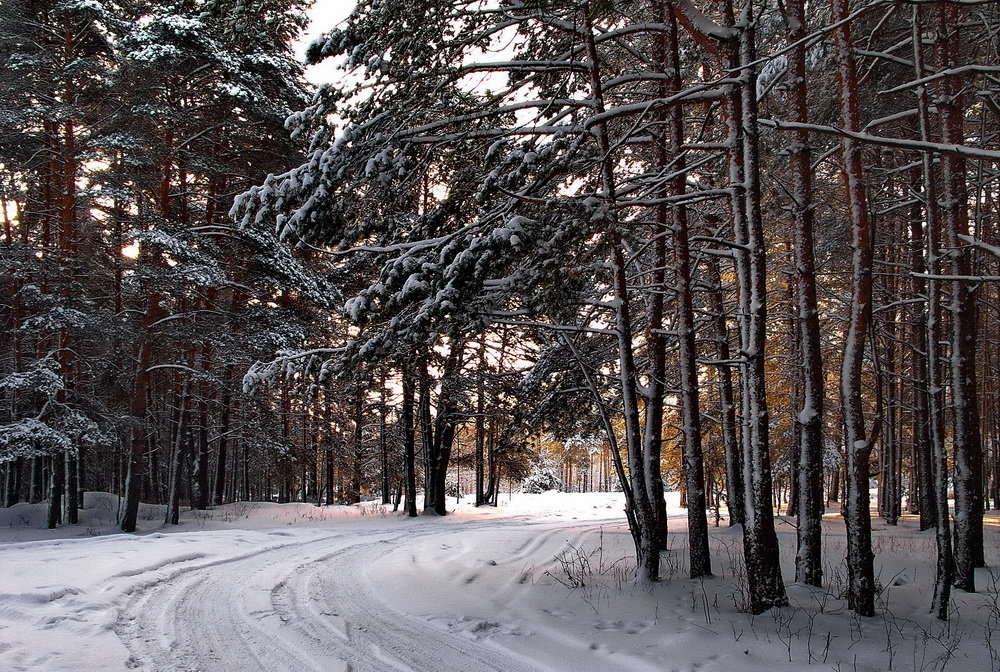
[299,0,357,83]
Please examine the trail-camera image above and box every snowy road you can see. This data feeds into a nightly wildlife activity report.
[111,513,662,672]
[115,522,542,672]
[1,494,660,672]
[6,492,994,672]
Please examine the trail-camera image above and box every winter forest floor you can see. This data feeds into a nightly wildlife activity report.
[1,493,998,672]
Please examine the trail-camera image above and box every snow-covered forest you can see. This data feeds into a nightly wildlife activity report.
[2,0,1000,669]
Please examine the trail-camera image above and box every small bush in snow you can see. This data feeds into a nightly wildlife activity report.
[519,465,562,494]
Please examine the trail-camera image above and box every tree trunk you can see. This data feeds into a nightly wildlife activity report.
[193,344,212,510]
[4,459,21,507]
[583,4,659,581]
[706,258,743,525]
[419,359,434,511]
[662,5,710,578]
[351,382,363,504]
[725,0,787,612]
[213,366,233,506]
[65,451,78,525]
[475,349,486,507]
[30,457,43,504]
[402,363,418,517]
[779,0,826,587]
[120,291,158,533]
[165,379,190,526]
[47,455,63,529]
[380,378,390,505]
[834,0,876,616]
[430,337,465,516]
[908,168,936,531]
[912,4,954,620]
[934,2,983,591]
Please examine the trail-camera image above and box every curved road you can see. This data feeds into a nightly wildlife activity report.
[115,521,555,672]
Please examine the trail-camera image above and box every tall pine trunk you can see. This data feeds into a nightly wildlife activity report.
[193,342,212,510]
[583,3,659,581]
[935,2,983,591]
[46,455,63,529]
[475,347,487,507]
[165,379,190,526]
[402,363,418,517]
[213,365,233,506]
[726,0,786,612]
[912,4,954,620]
[908,168,936,531]
[706,258,743,525]
[663,5,710,578]
[120,289,158,532]
[834,0,876,616]
[380,378,390,505]
[783,0,825,588]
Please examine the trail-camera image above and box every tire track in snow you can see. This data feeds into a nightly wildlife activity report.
[115,520,546,672]
[272,534,537,672]
[116,531,365,671]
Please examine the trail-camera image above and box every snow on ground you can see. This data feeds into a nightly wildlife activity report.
[1,491,998,672]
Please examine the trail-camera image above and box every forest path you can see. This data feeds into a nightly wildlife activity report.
[112,514,630,672]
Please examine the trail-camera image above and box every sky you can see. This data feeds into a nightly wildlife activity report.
[297,0,358,84]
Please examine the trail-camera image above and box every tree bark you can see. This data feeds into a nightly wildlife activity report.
[663,4,710,578]
[908,167,936,532]
[781,0,825,588]
[193,342,212,510]
[120,289,158,532]
[380,377,390,505]
[165,378,190,526]
[834,0,876,616]
[706,258,743,525]
[65,451,78,525]
[350,382,363,504]
[213,365,233,506]
[912,4,954,620]
[725,0,787,612]
[934,2,983,591]
[475,347,486,507]
[46,455,63,529]
[583,2,659,582]
[402,363,418,517]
